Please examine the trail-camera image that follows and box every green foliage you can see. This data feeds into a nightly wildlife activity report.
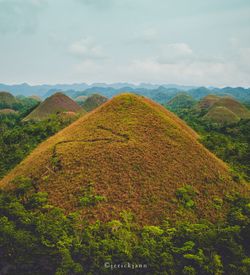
[176,185,197,209]
[78,182,106,207]
[0,180,250,274]
[212,197,223,210]
[0,113,73,179]
[165,103,250,181]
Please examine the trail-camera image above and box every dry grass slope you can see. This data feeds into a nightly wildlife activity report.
[213,97,250,119]
[23,92,84,121]
[198,94,221,110]
[1,94,249,225]
[204,106,240,124]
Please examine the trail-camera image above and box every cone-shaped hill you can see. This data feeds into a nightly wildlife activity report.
[0,91,17,108]
[166,93,196,110]
[75,95,88,104]
[212,97,250,119]
[23,92,84,121]
[197,94,221,110]
[81,93,108,112]
[204,106,240,124]
[1,94,248,225]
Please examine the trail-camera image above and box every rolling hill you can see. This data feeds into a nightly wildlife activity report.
[201,96,250,123]
[23,92,84,121]
[212,97,250,119]
[166,93,196,110]
[75,95,87,104]
[197,94,221,110]
[81,93,108,112]
[204,106,240,124]
[1,94,248,225]
[0,91,17,108]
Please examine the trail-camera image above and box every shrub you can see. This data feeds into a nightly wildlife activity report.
[176,185,197,209]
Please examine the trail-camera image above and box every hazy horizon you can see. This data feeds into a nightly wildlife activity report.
[1,0,250,87]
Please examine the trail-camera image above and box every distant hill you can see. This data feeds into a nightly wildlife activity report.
[197,95,221,110]
[0,91,17,108]
[23,92,84,121]
[1,83,250,104]
[1,93,247,225]
[0,108,18,115]
[204,106,240,124]
[75,96,88,103]
[81,94,108,112]
[166,93,196,110]
[199,95,250,124]
[212,97,250,119]
[28,95,42,102]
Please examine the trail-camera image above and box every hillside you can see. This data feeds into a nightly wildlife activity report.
[1,94,248,225]
[0,91,17,108]
[204,106,240,124]
[166,93,196,110]
[23,92,84,121]
[0,108,18,115]
[81,93,108,112]
[213,97,250,119]
[75,95,87,104]
[197,94,221,110]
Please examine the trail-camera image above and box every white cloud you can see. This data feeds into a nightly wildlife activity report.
[68,40,250,86]
[110,42,250,87]
[69,37,106,60]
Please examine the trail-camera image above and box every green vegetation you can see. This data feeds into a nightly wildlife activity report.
[78,182,106,207]
[0,113,75,179]
[176,185,197,209]
[80,93,108,112]
[0,93,40,115]
[0,91,17,109]
[0,177,249,274]
[165,99,250,181]
[166,93,197,110]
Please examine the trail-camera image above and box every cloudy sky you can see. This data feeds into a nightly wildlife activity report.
[0,0,250,87]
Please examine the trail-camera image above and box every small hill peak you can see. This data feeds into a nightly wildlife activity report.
[81,93,108,112]
[23,92,84,121]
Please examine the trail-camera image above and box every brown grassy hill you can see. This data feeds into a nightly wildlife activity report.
[23,92,84,121]
[1,94,248,225]
[81,93,108,112]
[197,94,221,110]
[0,91,17,107]
[204,106,240,124]
[212,97,250,119]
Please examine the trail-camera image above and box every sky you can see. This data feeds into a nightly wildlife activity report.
[0,0,250,87]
